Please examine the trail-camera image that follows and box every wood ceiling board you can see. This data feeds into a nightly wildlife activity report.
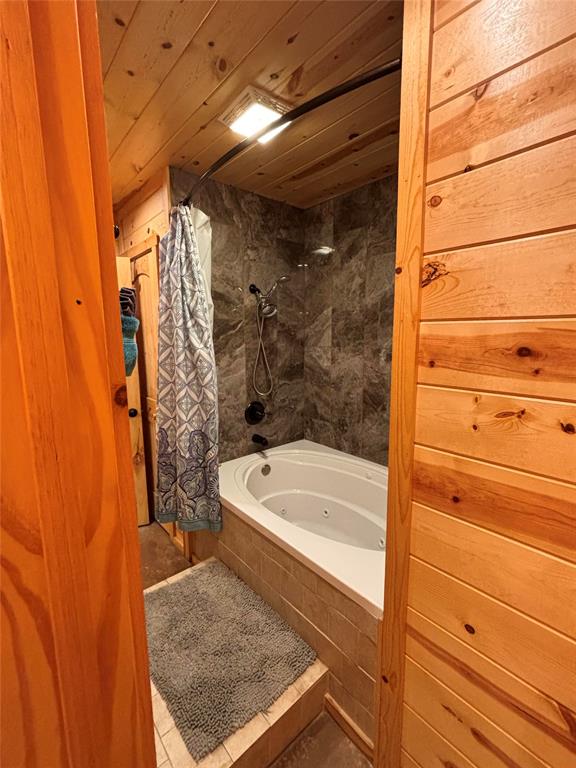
[103,0,216,156]
[243,108,400,196]
[172,1,378,176]
[213,74,401,189]
[271,0,402,102]
[101,0,403,207]
[178,52,400,199]
[108,1,312,200]
[270,130,398,196]
[255,120,399,200]
[163,0,401,177]
[250,0,378,95]
[113,0,396,200]
[281,138,398,208]
[176,3,392,177]
[97,0,139,75]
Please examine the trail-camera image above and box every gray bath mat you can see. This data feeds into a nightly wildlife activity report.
[144,559,316,760]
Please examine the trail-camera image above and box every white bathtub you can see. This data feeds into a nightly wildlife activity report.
[219,439,387,615]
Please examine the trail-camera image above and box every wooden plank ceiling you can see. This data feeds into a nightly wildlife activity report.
[98,0,402,208]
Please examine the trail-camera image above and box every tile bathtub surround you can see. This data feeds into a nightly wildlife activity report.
[302,177,398,466]
[211,507,380,743]
[170,168,307,463]
[170,168,397,467]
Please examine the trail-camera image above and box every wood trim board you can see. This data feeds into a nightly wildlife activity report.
[375,1,434,765]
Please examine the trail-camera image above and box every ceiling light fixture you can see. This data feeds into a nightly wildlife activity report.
[219,87,291,144]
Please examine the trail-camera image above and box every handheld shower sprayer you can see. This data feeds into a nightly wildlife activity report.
[250,274,291,396]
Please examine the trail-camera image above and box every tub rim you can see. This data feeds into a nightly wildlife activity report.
[219,439,386,617]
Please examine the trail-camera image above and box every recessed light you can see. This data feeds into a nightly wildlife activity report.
[220,86,291,144]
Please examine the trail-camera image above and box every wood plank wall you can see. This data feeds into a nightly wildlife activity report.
[378,1,576,766]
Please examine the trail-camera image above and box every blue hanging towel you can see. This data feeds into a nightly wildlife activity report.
[121,313,140,376]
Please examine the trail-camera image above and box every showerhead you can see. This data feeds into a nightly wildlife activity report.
[251,274,290,318]
[259,301,277,318]
[264,274,291,298]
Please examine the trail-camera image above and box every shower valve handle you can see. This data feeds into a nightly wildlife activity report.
[245,401,265,425]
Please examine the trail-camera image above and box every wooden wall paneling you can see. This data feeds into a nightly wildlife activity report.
[408,558,576,711]
[28,1,154,764]
[120,187,166,237]
[412,445,576,564]
[418,319,576,400]
[433,0,479,31]
[388,0,576,764]
[411,502,576,637]
[0,1,154,765]
[375,1,433,766]
[430,0,576,107]
[402,705,476,768]
[420,230,576,320]
[404,657,550,768]
[407,608,576,765]
[103,0,215,155]
[415,385,576,482]
[96,0,139,75]
[427,37,576,182]
[114,167,170,227]
[400,749,421,768]
[424,134,576,252]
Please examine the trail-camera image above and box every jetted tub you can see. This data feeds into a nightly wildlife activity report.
[219,439,387,613]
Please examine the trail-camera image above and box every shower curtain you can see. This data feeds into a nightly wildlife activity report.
[155,205,221,532]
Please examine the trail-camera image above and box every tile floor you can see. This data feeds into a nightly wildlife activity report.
[139,522,191,589]
[270,712,371,768]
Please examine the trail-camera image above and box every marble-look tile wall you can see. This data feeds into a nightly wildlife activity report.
[303,177,398,466]
[170,168,307,462]
[170,168,397,466]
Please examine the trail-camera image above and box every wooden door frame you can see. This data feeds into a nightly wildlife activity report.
[375,1,433,766]
[1,1,155,764]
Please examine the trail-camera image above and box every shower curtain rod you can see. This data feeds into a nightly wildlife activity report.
[179,56,402,207]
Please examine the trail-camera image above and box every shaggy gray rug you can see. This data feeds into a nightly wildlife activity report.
[144,559,316,760]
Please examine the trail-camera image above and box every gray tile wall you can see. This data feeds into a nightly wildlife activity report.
[171,168,307,462]
[170,168,396,466]
[302,178,398,466]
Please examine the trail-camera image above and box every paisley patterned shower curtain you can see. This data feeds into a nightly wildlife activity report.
[155,205,221,532]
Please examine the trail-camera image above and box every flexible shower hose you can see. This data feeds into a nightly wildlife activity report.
[252,308,274,397]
